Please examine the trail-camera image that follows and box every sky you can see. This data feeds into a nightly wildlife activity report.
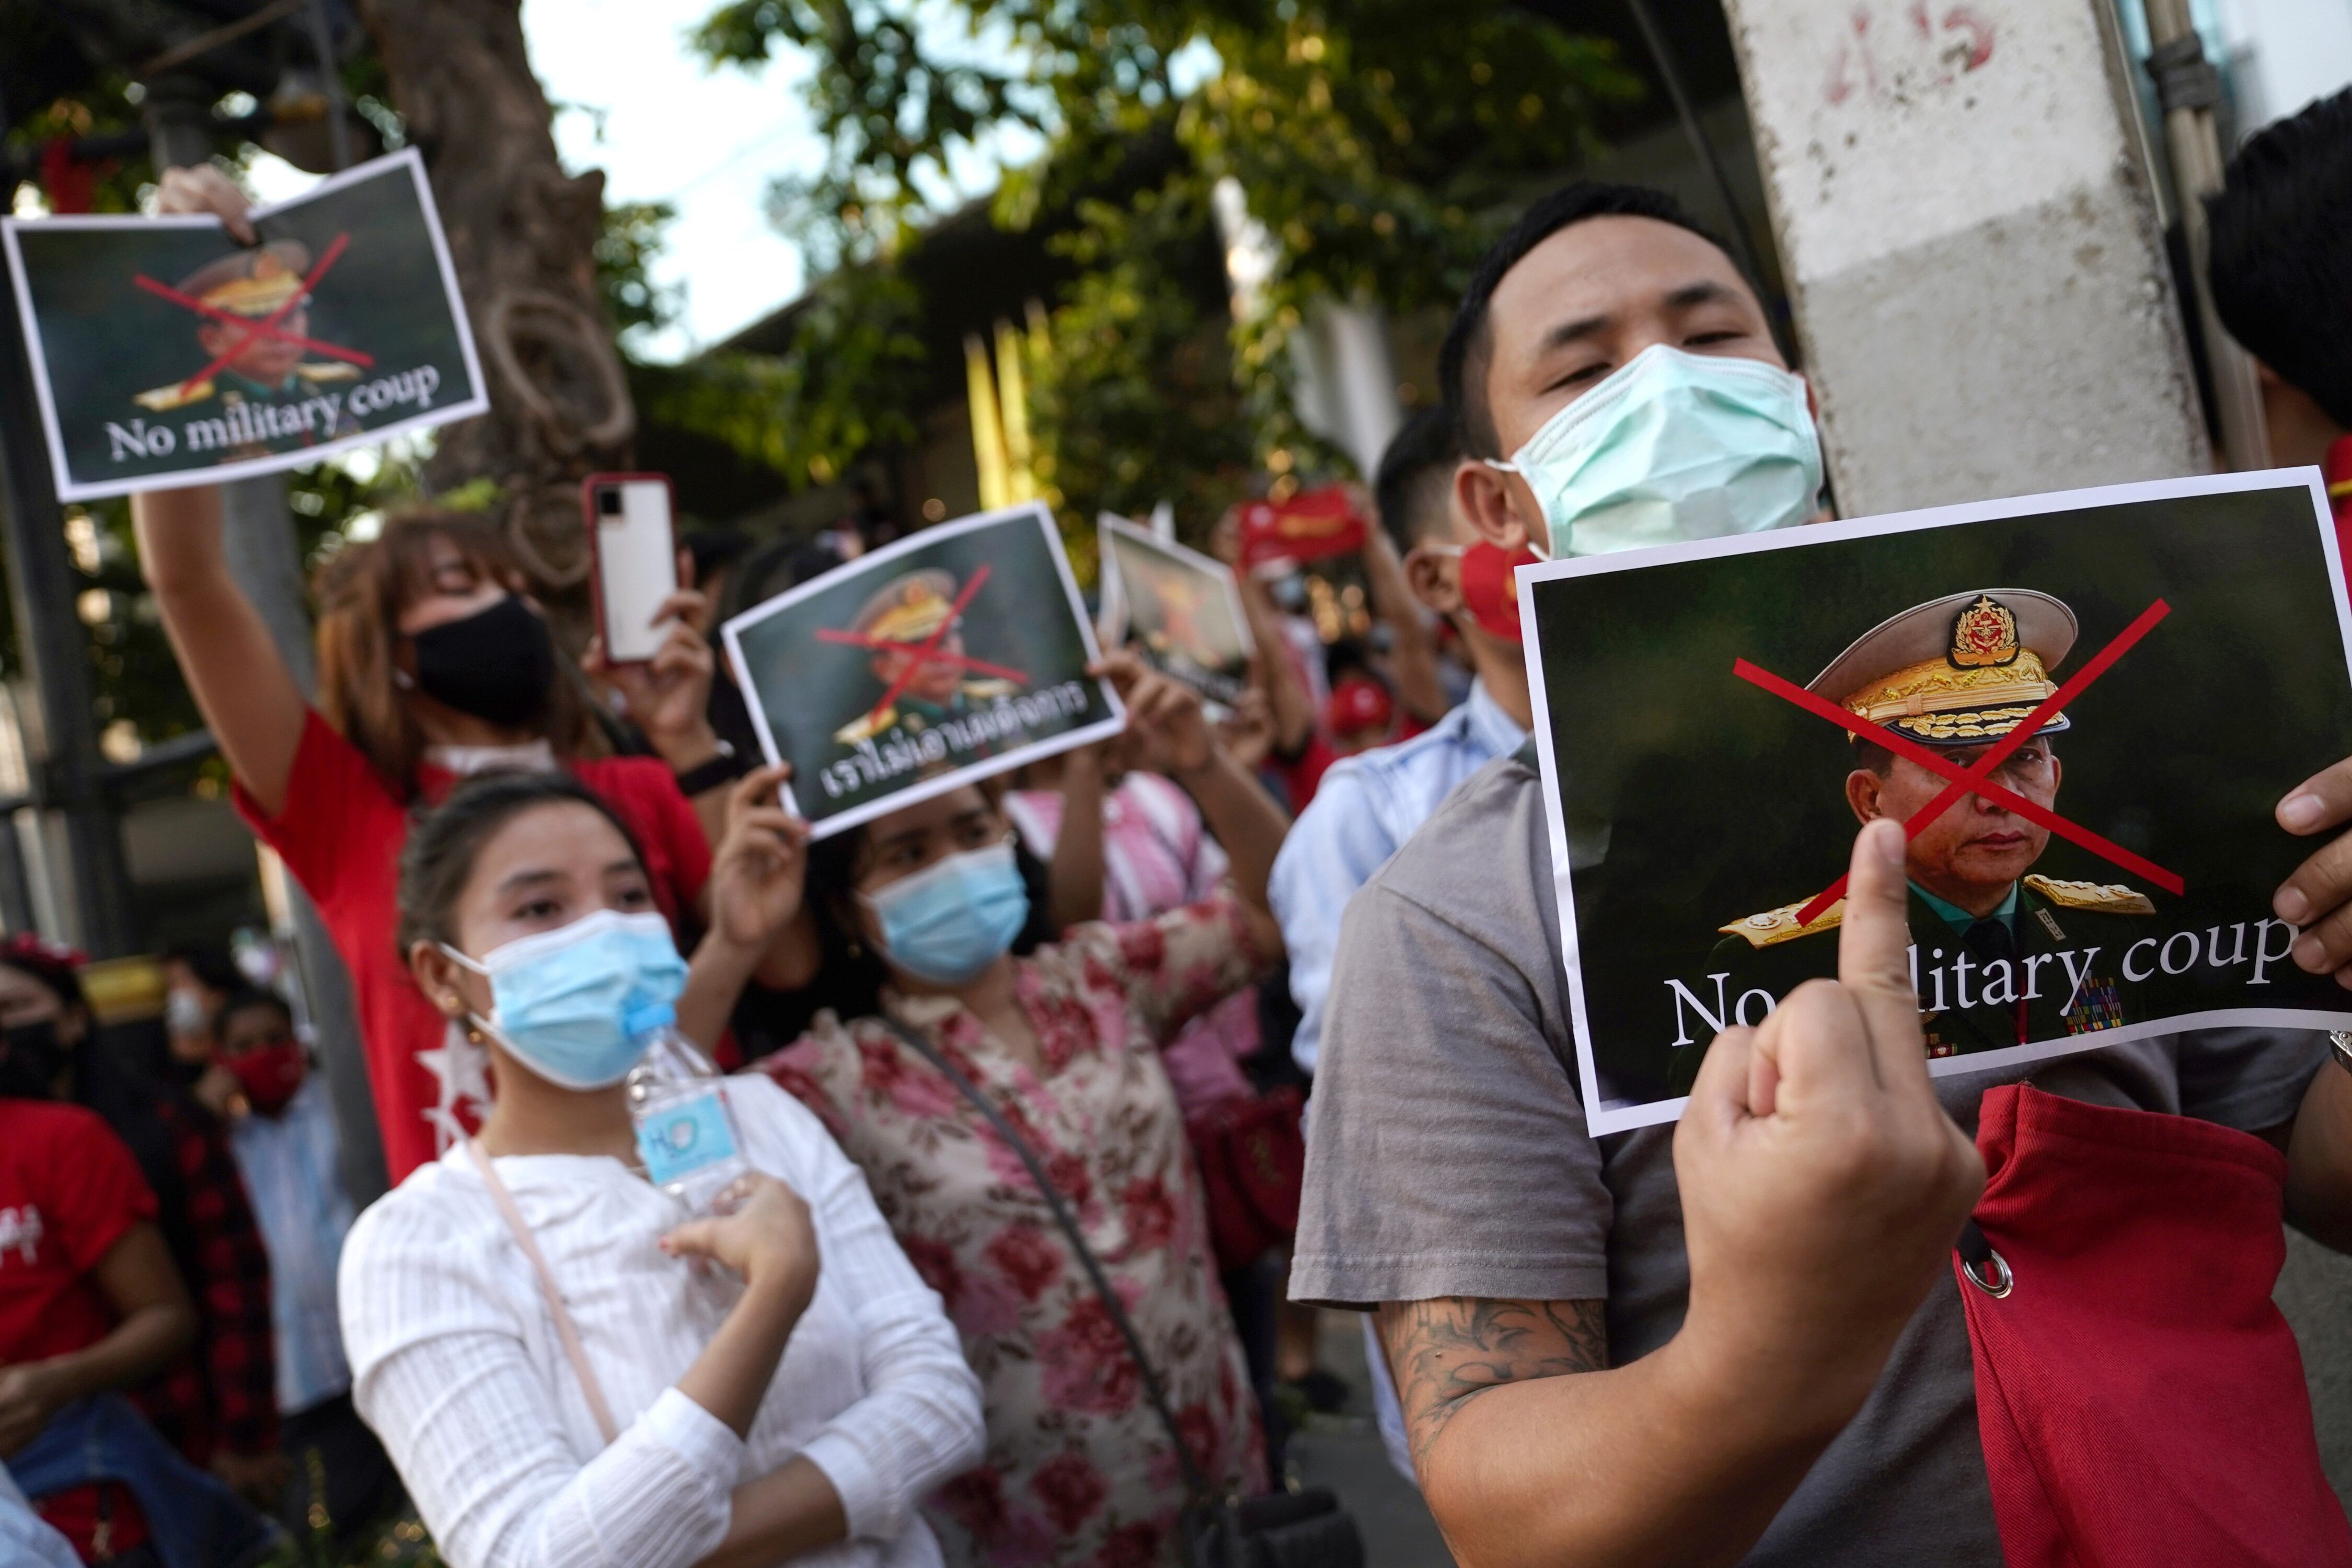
[240,0,1040,363]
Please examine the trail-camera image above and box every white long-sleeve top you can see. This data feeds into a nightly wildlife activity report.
[339,1074,983,1568]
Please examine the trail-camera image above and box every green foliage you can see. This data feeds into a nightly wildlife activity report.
[632,263,927,488]
[691,0,1640,538]
[595,198,685,344]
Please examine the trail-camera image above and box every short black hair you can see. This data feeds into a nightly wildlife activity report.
[682,527,753,590]
[214,987,293,1039]
[165,943,241,996]
[1374,407,1463,553]
[1440,182,1741,458]
[395,771,648,956]
[2208,87,2352,429]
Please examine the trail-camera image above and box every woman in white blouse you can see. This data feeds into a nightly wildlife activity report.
[338,766,983,1568]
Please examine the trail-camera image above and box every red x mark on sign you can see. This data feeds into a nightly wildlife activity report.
[135,231,365,398]
[826,564,1003,728]
[814,628,1030,686]
[1733,597,2183,927]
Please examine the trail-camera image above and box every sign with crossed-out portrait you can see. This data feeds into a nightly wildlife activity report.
[722,502,1126,837]
[2,148,486,501]
[1520,470,2352,1135]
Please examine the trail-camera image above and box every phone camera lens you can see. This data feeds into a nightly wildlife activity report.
[597,487,622,516]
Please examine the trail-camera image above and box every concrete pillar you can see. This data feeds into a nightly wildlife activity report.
[1719,0,2210,515]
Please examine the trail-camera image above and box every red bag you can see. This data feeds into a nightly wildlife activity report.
[1958,1083,2352,1568]
[1187,1085,1306,1274]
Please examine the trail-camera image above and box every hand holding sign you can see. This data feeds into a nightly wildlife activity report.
[1674,819,1984,1414]
[2273,763,2352,986]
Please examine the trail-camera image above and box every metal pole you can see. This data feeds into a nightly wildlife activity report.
[140,94,386,1198]
[0,268,138,955]
[303,0,355,174]
[1621,0,1774,299]
[2139,0,2270,472]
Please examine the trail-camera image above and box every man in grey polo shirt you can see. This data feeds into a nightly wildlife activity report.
[1291,182,2351,1566]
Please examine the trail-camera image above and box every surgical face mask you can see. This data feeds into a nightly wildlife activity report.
[409,596,556,729]
[441,909,688,1090]
[1487,344,1823,559]
[861,840,1030,986]
[1426,541,1536,643]
[165,987,210,1037]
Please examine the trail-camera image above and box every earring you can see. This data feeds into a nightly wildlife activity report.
[846,937,862,958]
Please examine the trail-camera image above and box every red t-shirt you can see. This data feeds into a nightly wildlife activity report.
[235,712,712,1182]
[1,1099,158,1558]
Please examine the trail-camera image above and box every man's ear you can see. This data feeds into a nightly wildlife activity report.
[1401,544,1463,618]
[408,942,475,1021]
[1844,768,1884,828]
[1454,459,1538,554]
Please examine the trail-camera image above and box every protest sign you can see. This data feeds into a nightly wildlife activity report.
[723,502,1125,837]
[1099,513,1254,706]
[2,149,486,501]
[1520,471,2352,1135]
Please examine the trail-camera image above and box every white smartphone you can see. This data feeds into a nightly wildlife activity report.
[584,473,680,664]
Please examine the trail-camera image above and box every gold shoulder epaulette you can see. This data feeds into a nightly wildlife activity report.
[832,705,895,746]
[133,378,211,411]
[963,678,1018,699]
[297,362,360,384]
[1719,897,1846,949]
[2025,875,2154,915]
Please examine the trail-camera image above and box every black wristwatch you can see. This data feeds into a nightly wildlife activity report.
[674,740,753,795]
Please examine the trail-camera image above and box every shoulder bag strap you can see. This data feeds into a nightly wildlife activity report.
[465,1138,622,1446]
[875,1017,1219,1504]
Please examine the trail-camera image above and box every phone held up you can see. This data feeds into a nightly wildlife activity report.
[582,472,680,665]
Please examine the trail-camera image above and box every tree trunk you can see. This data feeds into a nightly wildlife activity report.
[355,0,630,592]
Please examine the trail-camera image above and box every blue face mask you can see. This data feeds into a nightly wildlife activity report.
[444,909,688,1090]
[1488,344,1824,558]
[862,840,1030,985]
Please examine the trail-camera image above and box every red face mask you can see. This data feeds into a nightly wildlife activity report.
[225,1039,304,1117]
[1454,541,1538,643]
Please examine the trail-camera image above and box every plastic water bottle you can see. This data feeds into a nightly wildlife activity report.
[625,1005,752,1213]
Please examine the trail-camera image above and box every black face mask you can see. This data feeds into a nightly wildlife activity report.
[409,595,556,729]
[0,1019,64,1099]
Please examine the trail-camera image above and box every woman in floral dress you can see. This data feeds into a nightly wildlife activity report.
[756,653,1292,1567]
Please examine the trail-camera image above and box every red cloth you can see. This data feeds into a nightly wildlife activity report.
[0,1099,157,1560]
[235,711,712,1183]
[1958,1083,2352,1568]
[131,1099,275,1465]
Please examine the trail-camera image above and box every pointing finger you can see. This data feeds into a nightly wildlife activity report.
[1838,818,1929,1090]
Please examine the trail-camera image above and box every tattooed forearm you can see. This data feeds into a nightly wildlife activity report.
[1377,1298,1608,1468]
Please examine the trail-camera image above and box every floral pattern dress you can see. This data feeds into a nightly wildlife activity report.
[759,891,1271,1567]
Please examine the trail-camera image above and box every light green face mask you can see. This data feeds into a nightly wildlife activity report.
[1487,344,1825,558]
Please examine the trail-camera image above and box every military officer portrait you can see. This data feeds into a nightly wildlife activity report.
[1693,589,2158,1082]
[131,240,360,449]
[830,568,1021,747]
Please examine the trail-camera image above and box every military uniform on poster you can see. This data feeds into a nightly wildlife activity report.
[1670,587,2170,1092]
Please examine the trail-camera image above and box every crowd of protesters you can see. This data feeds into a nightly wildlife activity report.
[4,77,2352,1568]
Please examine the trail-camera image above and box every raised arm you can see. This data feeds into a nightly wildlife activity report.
[1095,653,1289,956]
[679,766,808,1051]
[1042,748,1106,930]
[1236,571,1316,756]
[1380,822,1982,1568]
[133,482,310,817]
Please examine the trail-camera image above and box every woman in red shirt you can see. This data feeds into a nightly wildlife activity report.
[133,458,736,1182]
[0,1090,197,1563]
